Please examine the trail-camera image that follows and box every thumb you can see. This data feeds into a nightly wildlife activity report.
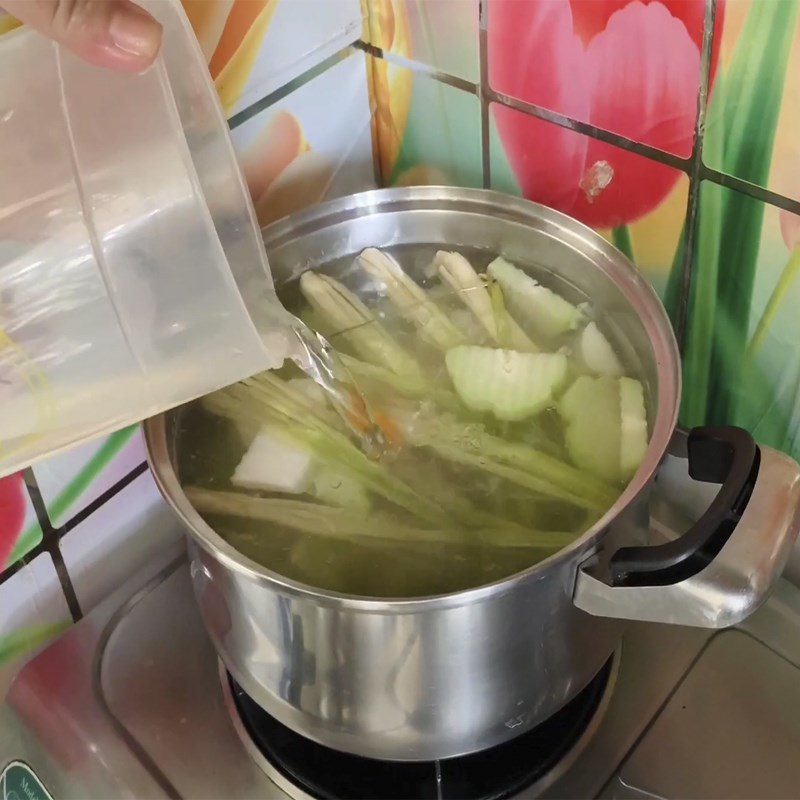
[1,0,162,72]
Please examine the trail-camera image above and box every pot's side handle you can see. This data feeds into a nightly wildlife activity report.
[574,430,800,628]
[611,427,759,586]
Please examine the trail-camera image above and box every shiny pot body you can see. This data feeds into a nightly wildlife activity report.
[185,527,623,760]
[146,188,800,761]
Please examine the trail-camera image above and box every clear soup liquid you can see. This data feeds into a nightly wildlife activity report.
[176,245,648,598]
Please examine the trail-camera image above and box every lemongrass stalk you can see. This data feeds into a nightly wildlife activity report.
[421,441,609,514]
[186,488,577,551]
[396,409,617,511]
[357,248,464,350]
[436,250,496,338]
[299,271,423,381]
[434,250,537,351]
[337,353,461,410]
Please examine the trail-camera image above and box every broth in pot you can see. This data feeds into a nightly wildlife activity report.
[177,245,650,598]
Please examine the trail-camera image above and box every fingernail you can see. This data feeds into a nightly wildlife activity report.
[109,5,162,60]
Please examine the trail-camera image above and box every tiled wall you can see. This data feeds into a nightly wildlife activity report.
[3,0,800,676]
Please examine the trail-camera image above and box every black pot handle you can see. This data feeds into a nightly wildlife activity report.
[609,426,761,587]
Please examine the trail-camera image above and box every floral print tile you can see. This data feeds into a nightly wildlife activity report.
[1,474,41,571]
[32,426,145,529]
[366,0,479,83]
[182,0,363,117]
[60,470,184,615]
[704,0,800,204]
[0,554,70,690]
[488,0,716,158]
[681,182,800,461]
[231,52,375,227]
[490,103,687,298]
[372,60,482,188]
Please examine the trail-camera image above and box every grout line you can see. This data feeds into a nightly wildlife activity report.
[359,37,689,171]
[228,43,360,131]
[0,540,49,586]
[484,88,690,172]
[0,463,149,598]
[354,40,479,95]
[0,472,82,617]
[0,468,69,593]
[700,166,800,215]
[478,1,491,189]
[360,34,800,215]
[357,39,387,187]
[58,462,149,537]
[363,49,384,187]
[48,538,82,622]
[673,0,717,352]
[23,467,55,538]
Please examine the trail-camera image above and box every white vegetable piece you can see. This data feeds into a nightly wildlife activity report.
[232,426,312,494]
[559,375,648,482]
[487,256,584,340]
[357,247,464,350]
[577,321,624,377]
[445,345,568,421]
[434,250,537,351]
[620,377,648,479]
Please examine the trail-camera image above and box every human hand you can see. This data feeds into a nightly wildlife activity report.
[0,0,162,72]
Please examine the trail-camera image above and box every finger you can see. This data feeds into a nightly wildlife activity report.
[1,0,162,72]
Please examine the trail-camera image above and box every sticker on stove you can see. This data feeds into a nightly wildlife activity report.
[1,762,53,800]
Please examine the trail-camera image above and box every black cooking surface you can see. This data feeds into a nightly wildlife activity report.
[230,659,612,800]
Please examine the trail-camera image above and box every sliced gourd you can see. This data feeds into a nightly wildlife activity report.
[488,256,584,340]
[232,426,312,494]
[620,377,648,479]
[445,345,568,421]
[577,321,623,377]
[559,376,648,482]
[559,376,622,481]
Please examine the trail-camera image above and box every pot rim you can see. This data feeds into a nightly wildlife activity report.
[144,186,681,612]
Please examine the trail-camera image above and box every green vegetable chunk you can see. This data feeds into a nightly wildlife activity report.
[488,256,584,340]
[445,345,568,421]
[560,376,621,481]
[620,376,648,479]
[559,375,648,482]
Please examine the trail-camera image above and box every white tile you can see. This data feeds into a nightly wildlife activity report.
[231,0,363,116]
[60,470,184,615]
[0,555,71,694]
[32,426,146,527]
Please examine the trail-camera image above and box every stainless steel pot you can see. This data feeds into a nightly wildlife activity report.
[144,187,800,761]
